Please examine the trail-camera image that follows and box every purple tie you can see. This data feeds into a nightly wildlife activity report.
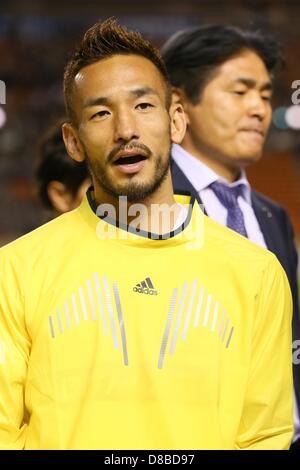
[209,181,248,237]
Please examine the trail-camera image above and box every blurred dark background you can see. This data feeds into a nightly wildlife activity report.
[0,0,300,249]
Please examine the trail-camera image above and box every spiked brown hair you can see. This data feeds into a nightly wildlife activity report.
[64,18,171,125]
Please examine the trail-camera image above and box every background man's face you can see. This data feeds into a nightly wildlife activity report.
[182,49,273,170]
[71,54,173,201]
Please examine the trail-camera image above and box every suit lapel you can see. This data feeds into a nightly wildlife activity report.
[171,159,207,214]
[251,192,279,254]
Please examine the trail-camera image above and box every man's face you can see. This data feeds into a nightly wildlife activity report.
[182,49,273,170]
[68,55,175,202]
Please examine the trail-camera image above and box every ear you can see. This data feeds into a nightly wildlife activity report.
[62,122,85,163]
[169,96,187,145]
[47,181,74,214]
[172,87,193,127]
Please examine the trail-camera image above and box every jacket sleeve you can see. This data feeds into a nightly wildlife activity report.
[0,249,30,449]
[282,209,300,338]
[279,209,300,408]
[236,254,294,450]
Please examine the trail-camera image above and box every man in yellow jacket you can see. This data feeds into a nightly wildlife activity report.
[0,18,293,449]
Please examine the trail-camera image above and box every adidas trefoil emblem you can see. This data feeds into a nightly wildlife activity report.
[133,277,158,295]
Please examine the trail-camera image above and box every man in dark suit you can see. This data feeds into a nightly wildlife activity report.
[162,24,300,448]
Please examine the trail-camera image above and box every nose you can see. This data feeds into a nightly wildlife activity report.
[246,91,269,121]
[113,108,139,143]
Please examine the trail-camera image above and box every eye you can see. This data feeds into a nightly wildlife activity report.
[91,110,110,119]
[136,102,154,110]
[233,90,246,96]
[261,95,272,101]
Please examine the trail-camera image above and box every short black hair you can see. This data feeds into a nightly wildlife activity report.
[36,119,89,210]
[161,24,283,103]
[64,17,171,124]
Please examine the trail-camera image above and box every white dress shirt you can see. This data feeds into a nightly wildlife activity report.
[172,143,300,442]
[172,144,266,248]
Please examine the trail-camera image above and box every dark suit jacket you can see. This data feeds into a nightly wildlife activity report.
[171,158,300,410]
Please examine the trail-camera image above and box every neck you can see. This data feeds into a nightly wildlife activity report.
[93,172,180,234]
[180,138,241,183]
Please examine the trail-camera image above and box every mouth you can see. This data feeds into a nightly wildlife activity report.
[239,128,264,137]
[114,154,147,165]
[113,154,148,174]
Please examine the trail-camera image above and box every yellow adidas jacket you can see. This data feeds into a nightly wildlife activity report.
[0,192,293,449]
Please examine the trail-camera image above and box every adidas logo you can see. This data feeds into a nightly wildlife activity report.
[133,277,158,295]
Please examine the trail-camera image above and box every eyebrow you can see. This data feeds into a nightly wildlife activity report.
[83,87,160,109]
[130,87,160,99]
[83,96,109,109]
[233,77,273,91]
